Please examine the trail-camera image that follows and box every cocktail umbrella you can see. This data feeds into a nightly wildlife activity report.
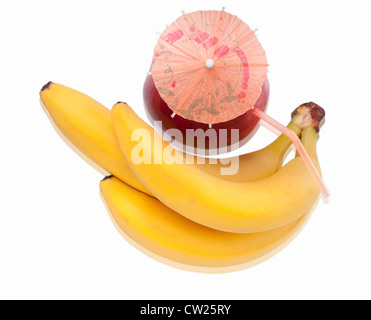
[150,9,268,124]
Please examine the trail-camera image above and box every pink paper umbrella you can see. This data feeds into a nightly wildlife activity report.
[150,9,329,198]
[151,10,268,124]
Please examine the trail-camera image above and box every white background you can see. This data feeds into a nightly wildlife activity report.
[1,0,370,300]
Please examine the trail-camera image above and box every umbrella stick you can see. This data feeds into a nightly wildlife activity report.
[251,107,330,199]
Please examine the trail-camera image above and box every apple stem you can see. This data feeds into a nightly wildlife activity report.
[251,106,330,199]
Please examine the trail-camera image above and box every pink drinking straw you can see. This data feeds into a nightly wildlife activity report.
[252,107,330,199]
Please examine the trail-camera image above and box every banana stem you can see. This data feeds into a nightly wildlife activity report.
[300,127,318,159]
[252,107,329,199]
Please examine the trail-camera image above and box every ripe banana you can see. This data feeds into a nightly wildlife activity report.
[39,81,304,187]
[112,102,324,233]
[195,120,300,182]
[39,82,152,196]
[100,176,318,273]
[39,81,326,271]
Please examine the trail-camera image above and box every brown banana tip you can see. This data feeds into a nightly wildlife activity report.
[40,81,53,92]
[291,102,326,132]
[101,175,114,182]
[115,101,127,105]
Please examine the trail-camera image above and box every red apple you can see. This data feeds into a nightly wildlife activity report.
[143,75,269,154]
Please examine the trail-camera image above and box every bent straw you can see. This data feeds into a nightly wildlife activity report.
[251,107,330,199]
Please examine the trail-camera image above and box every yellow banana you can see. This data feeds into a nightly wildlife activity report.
[112,102,324,233]
[100,176,318,273]
[39,82,152,196]
[39,82,305,187]
[195,120,301,182]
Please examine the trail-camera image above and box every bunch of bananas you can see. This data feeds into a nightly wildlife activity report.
[40,82,325,273]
